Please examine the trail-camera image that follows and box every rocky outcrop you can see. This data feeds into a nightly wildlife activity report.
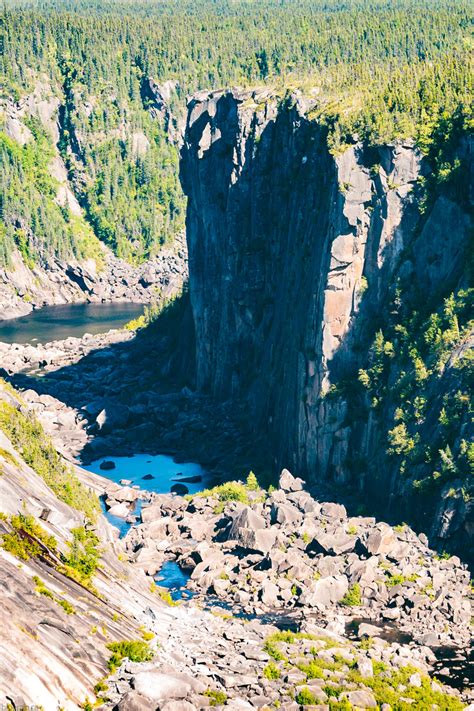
[125,470,472,652]
[0,381,167,709]
[181,88,473,559]
[0,233,187,321]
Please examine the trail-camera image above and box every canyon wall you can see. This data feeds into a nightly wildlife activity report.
[181,89,473,558]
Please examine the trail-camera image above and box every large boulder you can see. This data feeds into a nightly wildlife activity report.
[270,502,303,527]
[107,502,130,518]
[236,527,277,554]
[96,405,130,433]
[132,671,205,702]
[363,523,396,556]
[117,691,151,711]
[260,580,279,606]
[311,530,357,555]
[320,502,347,520]
[298,575,349,607]
[228,506,266,537]
[344,689,377,708]
[279,469,304,493]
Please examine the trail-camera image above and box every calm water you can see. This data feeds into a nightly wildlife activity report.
[84,453,209,497]
[84,453,210,595]
[0,302,144,344]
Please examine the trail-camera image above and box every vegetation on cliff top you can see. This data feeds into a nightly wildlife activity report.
[0,0,472,265]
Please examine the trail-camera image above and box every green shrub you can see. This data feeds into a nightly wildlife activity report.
[297,660,324,679]
[246,471,259,491]
[204,689,227,706]
[263,662,280,679]
[295,687,318,705]
[60,526,101,589]
[341,583,362,606]
[155,586,178,606]
[106,640,154,673]
[58,599,76,614]
[1,513,57,560]
[195,481,250,505]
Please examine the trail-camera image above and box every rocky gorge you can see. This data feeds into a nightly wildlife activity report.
[0,84,472,709]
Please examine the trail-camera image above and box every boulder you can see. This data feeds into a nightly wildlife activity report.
[116,487,140,503]
[100,460,116,471]
[132,671,206,702]
[279,469,304,492]
[312,530,357,555]
[161,702,197,711]
[141,505,162,523]
[344,689,377,708]
[357,656,373,678]
[96,405,130,434]
[260,580,279,606]
[117,691,152,711]
[170,483,189,496]
[299,575,349,607]
[320,502,347,520]
[236,527,277,554]
[363,523,396,556]
[107,502,130,518]
[358,623,381,638]
[270,502,302,526]
[228,507,266,539]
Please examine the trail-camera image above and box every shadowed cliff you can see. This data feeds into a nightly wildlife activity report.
[180,88,473,561]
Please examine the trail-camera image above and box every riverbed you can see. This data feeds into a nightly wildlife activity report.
[0,302,144,344]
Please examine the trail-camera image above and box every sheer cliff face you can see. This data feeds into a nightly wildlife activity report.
[181,89,472,551]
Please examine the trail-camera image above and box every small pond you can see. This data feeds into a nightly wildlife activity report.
[0,301,144,344]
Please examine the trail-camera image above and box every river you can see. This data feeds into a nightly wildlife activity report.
[0,302,144,344]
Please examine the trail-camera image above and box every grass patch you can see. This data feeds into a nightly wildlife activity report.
[0,446,18,467]
[154,586,179,606]
[1,513,57,560]
[347,663,463,709]
[204,689,227,706]
[341,583,362,606]
[295,687,319,705]
[106,640,154,673]
[385,572,419,588]
[263,661,281,679]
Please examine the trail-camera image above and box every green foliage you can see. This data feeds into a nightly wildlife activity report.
[155,586,179,606]
[203,689,227,707]
[0,0,472,265]
[262,661,281,680]
[0,447,18,467]
[347,663,464,709]
[297,660,325,680]
[0,400,100,521]
[357,288,473,499]
[246,471,259,491]
[0,126,102,268]
[1,512,57,560]
[60,526,101,589]
[385,571,419,588]
[194,481,250,505]
[106,639,154,673]
[295,687,319,706]
[58,599,76,614]
[32,575,77,613]
[341,583,362,606]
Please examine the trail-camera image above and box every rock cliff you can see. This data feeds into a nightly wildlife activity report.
[181,89,473,560]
